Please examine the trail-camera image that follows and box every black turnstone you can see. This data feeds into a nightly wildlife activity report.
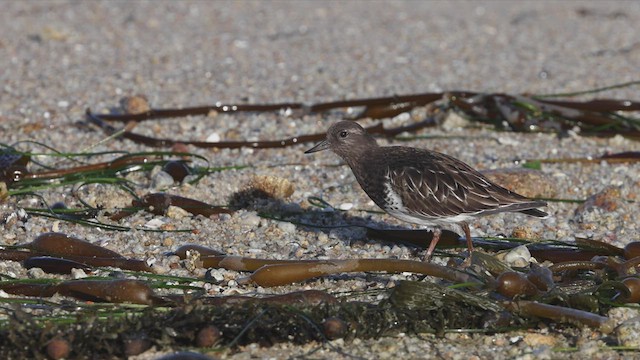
[305,121,548,260]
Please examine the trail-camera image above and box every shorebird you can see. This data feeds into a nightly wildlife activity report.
[305,121,547,260]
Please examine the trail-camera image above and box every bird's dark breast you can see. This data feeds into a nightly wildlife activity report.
[347,154,393,210]
[347,148,432,212]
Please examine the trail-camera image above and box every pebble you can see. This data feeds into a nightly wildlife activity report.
[501,245,533,267]
[277,221,297,234]
[144,218,166,230]
[27,267,46,279]
[206,132,221,143]
[166,205,190,219]
[338,202,354,210]
[441,112,471,131]
[248,175,295,199]
[152,170,176,189]
[71,268,88,279]
[205,269,226,283]
[239,212,261,227]
[522,333,558,347]
[120,95,150,114]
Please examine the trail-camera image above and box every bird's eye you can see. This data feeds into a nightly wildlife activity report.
[339,130,348,138]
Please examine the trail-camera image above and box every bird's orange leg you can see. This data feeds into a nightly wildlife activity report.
[424,227,441,261]
[461,222,473,254]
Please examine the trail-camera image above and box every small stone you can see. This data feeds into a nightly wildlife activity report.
[71,268,88,279]
[27,267,46,279]
[239,212,261,227]
[163,237,174,247]
[184,250,202,272]
[152,170,175,189]
[317,232,330,244]
[277,221,296,234]
[511,226,534,239]
[166,205,190,219]
[144,218,165,230]
[441,112,471,131]
[522,333,558,347]
[502,245,533,267]
[205,269,225,283]
[206,132,221,142]
[120,95,150,114]
[248,175,295,199]
[338,202,353,210]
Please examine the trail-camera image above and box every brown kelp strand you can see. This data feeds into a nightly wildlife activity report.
[528,248,604,263]
[528,238,624,263]
[21,154,157,181]
[574,237,626,256]
[110,192,234,221]
[367,227,623,262]
[88,110,435,149]
[171,250,475,285]
[173,252,337,272]
[0,282,58,297]
[23,256,92,275]
[549,261,608,273]
[505,300,612,331]
[0,249,33,261]
[28,232,125,259]
[87,88,640,150]
[247,258,476,287]
[2,149,203,196]
[0,279,156,305]
[56,279,155,305]
[22,233,153,272]
[44,254,151,272]
[209,256,320,271]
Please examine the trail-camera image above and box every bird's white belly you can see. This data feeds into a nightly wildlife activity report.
[385,207,475,226]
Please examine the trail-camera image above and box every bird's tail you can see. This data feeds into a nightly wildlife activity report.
[519,208,549,218]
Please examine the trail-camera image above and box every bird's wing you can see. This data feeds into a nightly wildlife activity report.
[386,150,535,219]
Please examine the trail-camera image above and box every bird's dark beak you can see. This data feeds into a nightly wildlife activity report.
[304,139,330,154]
